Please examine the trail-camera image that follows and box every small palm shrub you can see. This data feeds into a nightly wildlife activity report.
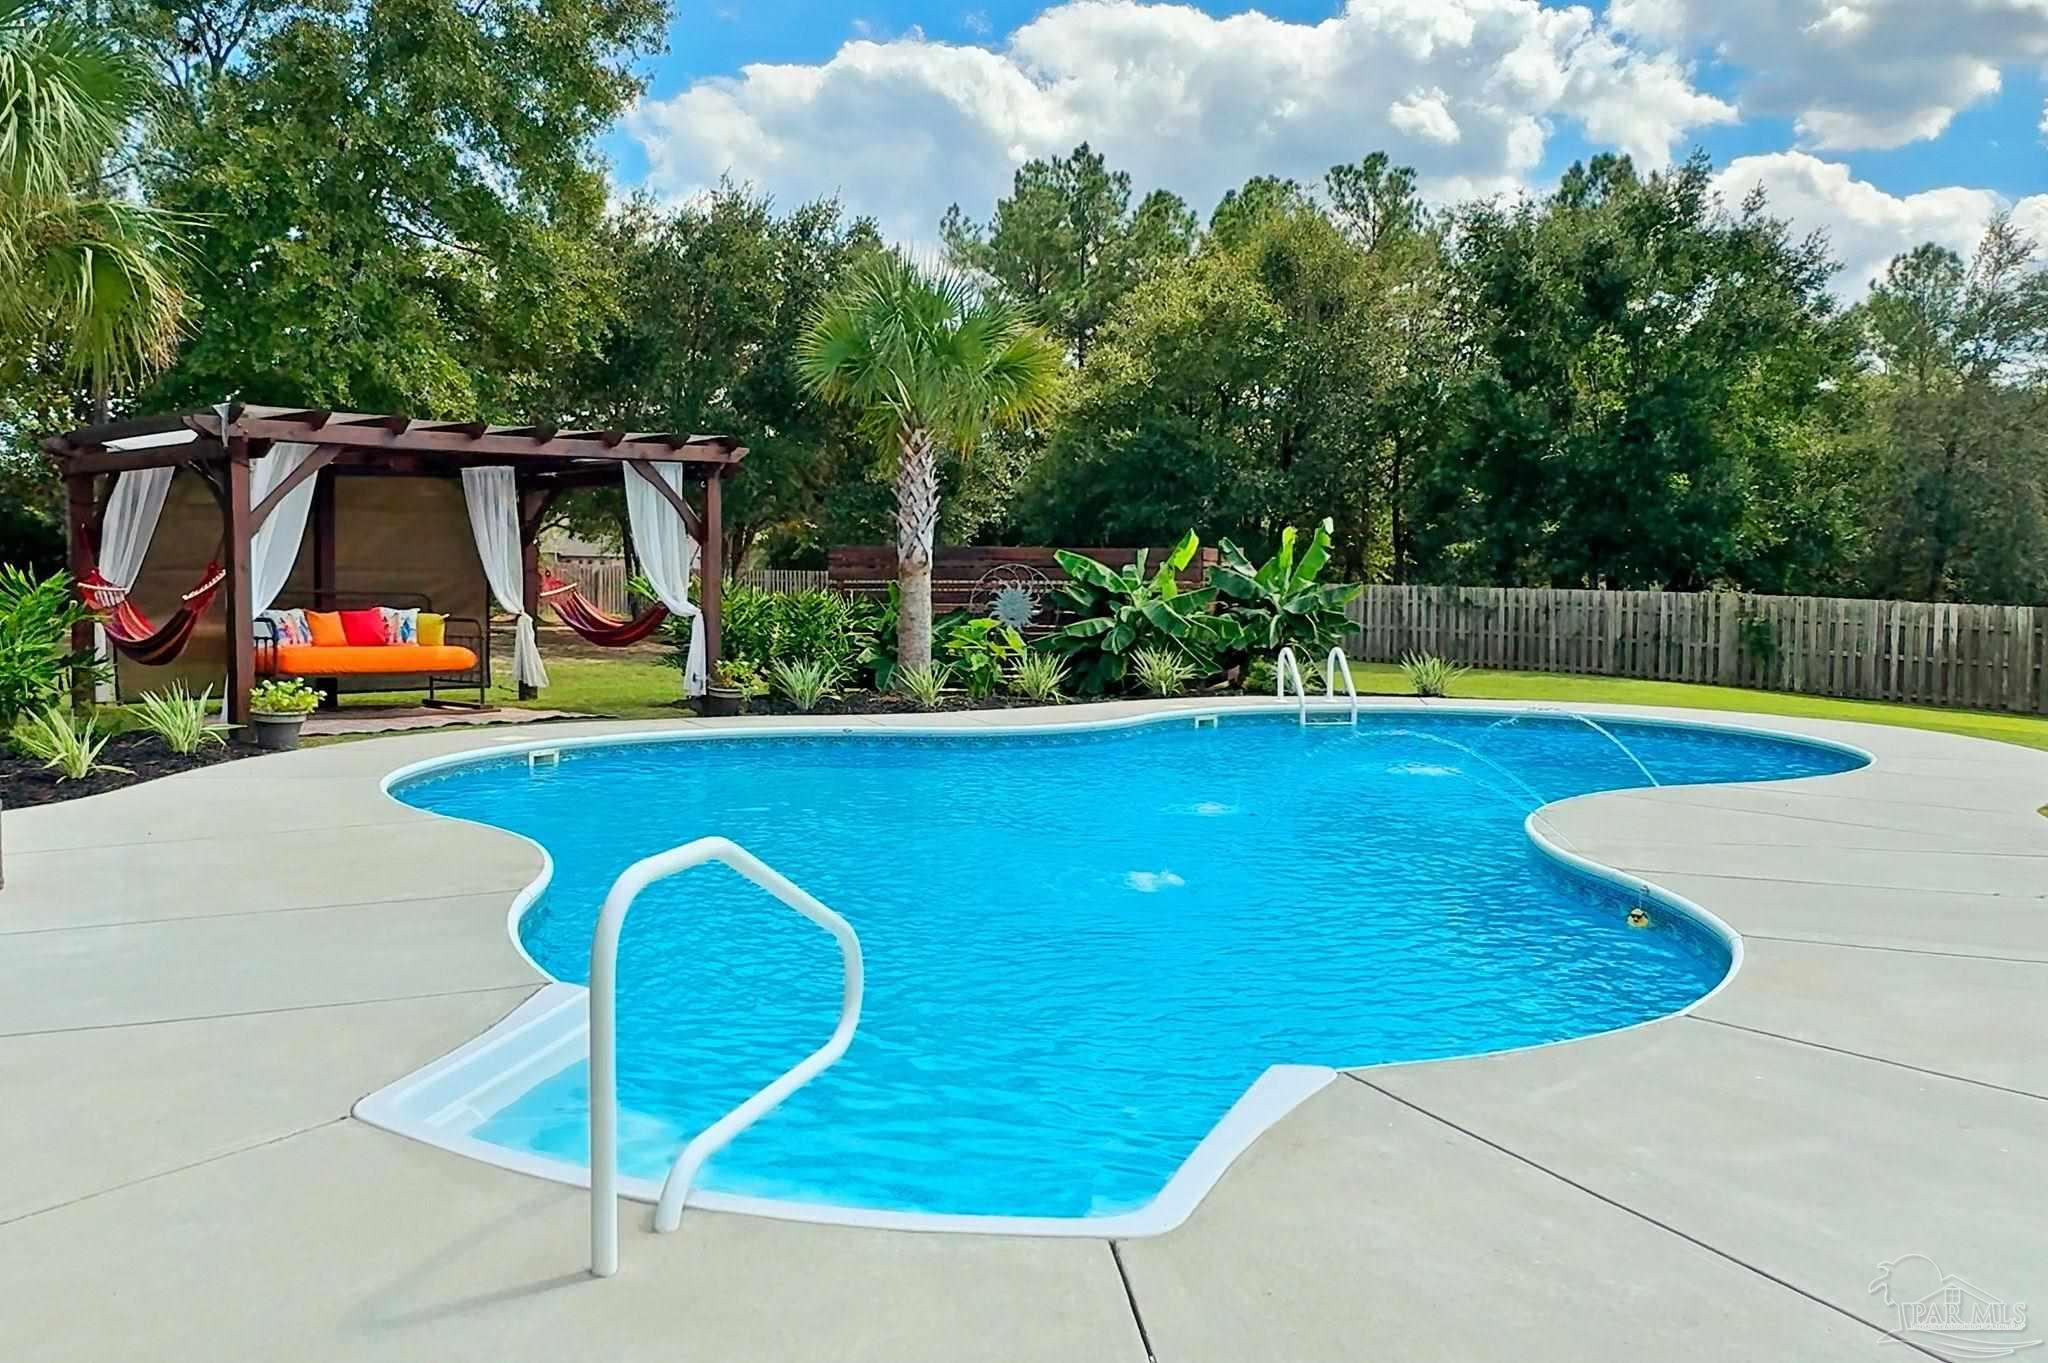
[771,658,837,712]
[1009,651,1067,703]
[898,662,950,709]
[1400,653,1469,698]
[11,706,128,781]
[1132,647,1196,697]
[131,683,232,754]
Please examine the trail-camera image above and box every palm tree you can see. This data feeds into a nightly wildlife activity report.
[798,251,1063,673]
[0,0,188,420]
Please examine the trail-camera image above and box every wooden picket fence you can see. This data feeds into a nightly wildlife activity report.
[545,555,828,619]
[1347,586,2048,715]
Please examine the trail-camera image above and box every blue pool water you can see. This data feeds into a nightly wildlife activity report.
[394,711,1862,1220]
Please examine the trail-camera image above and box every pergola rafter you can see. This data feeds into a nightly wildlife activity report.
[45,405,744,725]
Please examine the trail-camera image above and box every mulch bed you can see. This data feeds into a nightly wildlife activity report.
[740,693,1056,718]
[0,732,254,809]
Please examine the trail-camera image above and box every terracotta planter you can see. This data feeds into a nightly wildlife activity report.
[701,687,746,718]
[250,712,309,751]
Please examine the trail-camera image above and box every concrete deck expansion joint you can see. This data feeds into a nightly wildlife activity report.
[1,699,2043,1362]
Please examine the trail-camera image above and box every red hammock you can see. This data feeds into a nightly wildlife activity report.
[77,562,227,668]
[540,573,669,648]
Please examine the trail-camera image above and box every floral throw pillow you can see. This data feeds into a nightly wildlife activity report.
[381,607,419,645]
[261,608,311,646]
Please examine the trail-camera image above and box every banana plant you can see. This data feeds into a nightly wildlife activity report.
[1049,531,1224,694]
[1208,518,1362,658]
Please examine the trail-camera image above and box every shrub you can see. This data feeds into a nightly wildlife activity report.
[248,678,320,716]
[1132,647,1196,697]
[0,566,103,727]
[1009,651,1067,703]
[770,658,837,712]
[897,662,950,709]
[1243,653,1325,695]
[11,706,128,781]
[131,683,232,754]
[1400,653,1469,698]
[679,585,874,680]
[943,618,1024,699]
[1048,532,1226,695]
[857,585,995,692]
[1207,518,1361,662]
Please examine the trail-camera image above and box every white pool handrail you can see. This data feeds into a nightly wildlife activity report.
[589,836,863,1278]
[1275,646,1309,724]
[1324,647,1359,724]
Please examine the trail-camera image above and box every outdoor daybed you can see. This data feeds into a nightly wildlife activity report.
[255,599,486,706]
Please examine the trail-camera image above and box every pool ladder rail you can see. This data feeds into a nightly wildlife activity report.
[1276,646,1360,726]
[588,836,864,1278]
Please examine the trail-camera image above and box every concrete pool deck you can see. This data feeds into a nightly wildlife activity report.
[1,699,2042,1361]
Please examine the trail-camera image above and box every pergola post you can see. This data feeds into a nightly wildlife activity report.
[310,468,339,709]
[701,470,723,680]
[223,441,255,729]
[518,484,546,701]
[64,472,99,708]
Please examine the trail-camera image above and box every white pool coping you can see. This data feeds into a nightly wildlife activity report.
[353,701,1871,1236]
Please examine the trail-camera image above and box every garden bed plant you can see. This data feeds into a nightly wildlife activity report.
[671,521,1361,716]
[0,567,255,807]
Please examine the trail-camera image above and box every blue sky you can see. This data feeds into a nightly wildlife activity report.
[608,1,2048,296]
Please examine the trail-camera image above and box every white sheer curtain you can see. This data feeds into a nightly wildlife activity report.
[461,466,548,690]
[91,465,176,700]
[248,442,322,615]
[624,461,704,695]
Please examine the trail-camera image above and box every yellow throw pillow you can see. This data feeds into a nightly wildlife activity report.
[416,612,446,648]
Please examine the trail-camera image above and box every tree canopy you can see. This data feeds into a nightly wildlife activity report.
[6,44,2044,609]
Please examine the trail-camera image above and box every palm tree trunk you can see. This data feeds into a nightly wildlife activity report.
[895,427,940,673]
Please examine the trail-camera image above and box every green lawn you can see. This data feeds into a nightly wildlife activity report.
[335,655,693,722]
[308,651,2048,755]
[1346,661,2048,754]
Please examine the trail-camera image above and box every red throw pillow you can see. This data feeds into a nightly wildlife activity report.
[339,608,388,647]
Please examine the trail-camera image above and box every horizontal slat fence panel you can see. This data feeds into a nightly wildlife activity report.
[546,558,831,619]
[1345,586,2048,717]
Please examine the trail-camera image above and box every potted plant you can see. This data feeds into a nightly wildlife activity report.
[247,679,320,750]
[703,658,762,718]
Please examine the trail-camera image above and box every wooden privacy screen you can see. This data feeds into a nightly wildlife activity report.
[827,545,1218,616]
[1348,585,2048,716]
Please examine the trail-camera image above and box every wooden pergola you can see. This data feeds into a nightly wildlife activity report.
[45,404,746,723]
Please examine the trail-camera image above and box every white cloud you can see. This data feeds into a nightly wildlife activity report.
[1611,0,2048,151]
[1714,151,2048,297]
[1389,88,1461,145]
[627,0,1733,243]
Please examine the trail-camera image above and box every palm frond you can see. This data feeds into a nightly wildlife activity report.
[0,0,149,197]
[22,194,192,392]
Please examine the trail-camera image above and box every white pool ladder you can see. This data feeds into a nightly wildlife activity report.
[589,836,863,1278]
[1276,646,1359,726]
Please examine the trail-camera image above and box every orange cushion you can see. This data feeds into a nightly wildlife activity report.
[305,611,347,647]
[339,608,387,646]
[259,644,479,676]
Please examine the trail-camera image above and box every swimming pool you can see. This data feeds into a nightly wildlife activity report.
[378,709,1863,1228]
